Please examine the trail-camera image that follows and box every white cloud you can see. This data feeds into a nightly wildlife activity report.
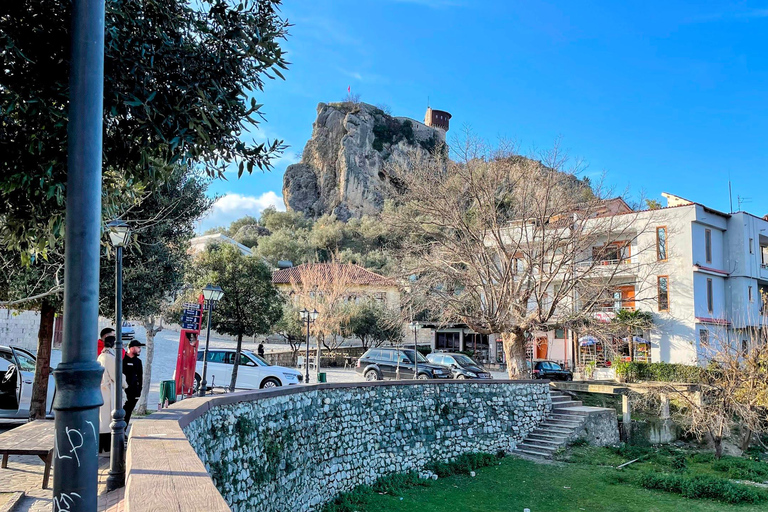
[198,192,286,233]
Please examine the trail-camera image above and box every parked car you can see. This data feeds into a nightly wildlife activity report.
[194,348,303,392]
[530,360,573,381]
[0,345,55,419]
[355,347,451,381]
[426,352,492,379]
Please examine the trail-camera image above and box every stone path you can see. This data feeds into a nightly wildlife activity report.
[0,451,123,512]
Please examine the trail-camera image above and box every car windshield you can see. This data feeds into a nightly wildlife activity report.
[402,349,428,363]
[246,351,271,367]
[453,354,477,367]
[549,362,563,370]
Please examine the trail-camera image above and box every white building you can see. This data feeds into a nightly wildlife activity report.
[421,193,768,369]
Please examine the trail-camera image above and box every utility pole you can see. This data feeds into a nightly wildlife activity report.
[52,0,106,508]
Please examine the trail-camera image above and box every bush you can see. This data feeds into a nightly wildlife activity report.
[615,362,704,383]
[425,452,498,478]
[321,472,429,512]
[713,457,768,481]
[638,472,766,504]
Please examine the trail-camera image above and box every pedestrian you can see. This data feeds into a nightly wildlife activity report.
[96,335,126,453]
[123,339,145,427]
[258,342,265,358]
[97,327,115,356]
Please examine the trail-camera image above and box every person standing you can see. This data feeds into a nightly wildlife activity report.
[122,340,145,427]
[96,336,126,453]
[97,327,115,356]
[257,343,265,358]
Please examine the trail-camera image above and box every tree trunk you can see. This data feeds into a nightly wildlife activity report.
[29,301,55,420]
[740,429,752,453]
[502,328,529,379]
[136,316,160,415]
[229,333,243,392]
[714,436,723,459]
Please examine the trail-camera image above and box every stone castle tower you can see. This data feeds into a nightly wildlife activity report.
[424,107,451,132]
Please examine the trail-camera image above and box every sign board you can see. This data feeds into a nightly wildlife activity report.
[175,295,205,397]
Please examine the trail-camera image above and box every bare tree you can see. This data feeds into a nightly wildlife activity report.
[387,137,659,378]
[289,263,356,377]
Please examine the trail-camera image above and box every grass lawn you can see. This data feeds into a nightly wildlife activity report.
[351,457,767,512]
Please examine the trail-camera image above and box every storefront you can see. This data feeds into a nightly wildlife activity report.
[424,324,493,364]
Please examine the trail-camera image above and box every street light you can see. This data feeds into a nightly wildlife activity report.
[199,284,224,397]
[299,308,318,384]
[106,220,130,491]
[409,321,420,380]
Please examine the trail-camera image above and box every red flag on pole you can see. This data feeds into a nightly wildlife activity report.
[347,85,351,93]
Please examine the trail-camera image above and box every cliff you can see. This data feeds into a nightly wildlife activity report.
[283,102,445,220]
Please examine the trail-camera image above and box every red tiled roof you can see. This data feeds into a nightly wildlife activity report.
[271,263,397,287]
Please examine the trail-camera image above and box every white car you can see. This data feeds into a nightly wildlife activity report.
[0,345,55,419]
[194,348,303,392]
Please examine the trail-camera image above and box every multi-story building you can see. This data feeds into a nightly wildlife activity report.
[496,192,768,369]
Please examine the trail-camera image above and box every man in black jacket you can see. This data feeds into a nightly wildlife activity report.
[123,339,145,427]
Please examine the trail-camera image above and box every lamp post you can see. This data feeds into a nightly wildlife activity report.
[52,0,106,504]
[199,284,224,397]
[299,308,318,384]
[106,220,131,491]
[409,321,420,379]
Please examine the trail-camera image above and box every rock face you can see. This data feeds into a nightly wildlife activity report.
[283,102,445,220]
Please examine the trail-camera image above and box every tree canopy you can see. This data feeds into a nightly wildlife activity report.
[0,0,290,257]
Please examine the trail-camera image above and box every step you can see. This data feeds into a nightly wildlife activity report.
[524,437,565,449]
[513,447,554,459]
[549,413,586,422]
[552,400,583,409]
[518,442,558,453]
[551,395,572,403]
[537,425,575,435]
[552,408,591,417]
[528,432,570,443]
[543,417,583,427]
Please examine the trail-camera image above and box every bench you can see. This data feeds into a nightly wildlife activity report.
[0,420,54,489]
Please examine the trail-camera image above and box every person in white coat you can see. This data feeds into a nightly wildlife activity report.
[97,335,127,453]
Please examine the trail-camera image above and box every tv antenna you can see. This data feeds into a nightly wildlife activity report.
[737,195,752,212]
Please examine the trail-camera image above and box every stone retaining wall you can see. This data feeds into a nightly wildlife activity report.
[180,381,550,512]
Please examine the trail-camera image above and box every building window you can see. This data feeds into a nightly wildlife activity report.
[700,329,709,346]
[373,292,386,303]
[749,286,754,303]
[656,226,667,261]
[705,229,712,264]
[555,328,566,339]
[435,332,461,351]
[750,238,754,254]
[657,276,669,312]
[707,279,713,313]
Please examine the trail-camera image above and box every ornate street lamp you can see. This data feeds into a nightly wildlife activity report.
[199,284,224,397]
[409,321,420,380]
[106,220,130,491]
[299,308,319,384]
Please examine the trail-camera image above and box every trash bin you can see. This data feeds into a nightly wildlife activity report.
[318,373,327,383]
[159,379,176,407]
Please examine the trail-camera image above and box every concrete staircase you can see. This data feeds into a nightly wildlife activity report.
[512,391,591,459]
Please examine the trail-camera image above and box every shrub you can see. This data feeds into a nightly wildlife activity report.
[569,438,589,448]
[713,457,768,481]
[638,472,766,504]
[671,454,688,473]
[321,472,429,512]
[425,452,497,477]
[616,362,704,383]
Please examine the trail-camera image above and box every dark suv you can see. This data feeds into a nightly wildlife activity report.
[530,360,573,381]
[426,352,492,380]
[355,348,452,381]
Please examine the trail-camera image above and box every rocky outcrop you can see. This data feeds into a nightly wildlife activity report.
[283,102,445,220]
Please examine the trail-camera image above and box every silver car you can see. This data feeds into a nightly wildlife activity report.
[0,345,55,419]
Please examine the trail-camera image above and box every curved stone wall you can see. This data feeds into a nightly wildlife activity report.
[179,380,550,512]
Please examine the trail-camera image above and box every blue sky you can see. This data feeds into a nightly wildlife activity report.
[200,0,768,231]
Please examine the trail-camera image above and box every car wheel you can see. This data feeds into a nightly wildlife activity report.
[260,377,281,389]
[193,373,202,394]
[566,375,573,381]
[455,374,466,380]
[417,373,429,380]
[364,370,379,381]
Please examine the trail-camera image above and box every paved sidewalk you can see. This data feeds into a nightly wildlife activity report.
[0,451,123,512]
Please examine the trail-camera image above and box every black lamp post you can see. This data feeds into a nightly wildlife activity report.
[199,284,224,397]
[299,308,318,384]
[106,220,131,491]
[409,321,420,379]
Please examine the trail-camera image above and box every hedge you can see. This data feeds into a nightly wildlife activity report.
[614,361,704,383]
